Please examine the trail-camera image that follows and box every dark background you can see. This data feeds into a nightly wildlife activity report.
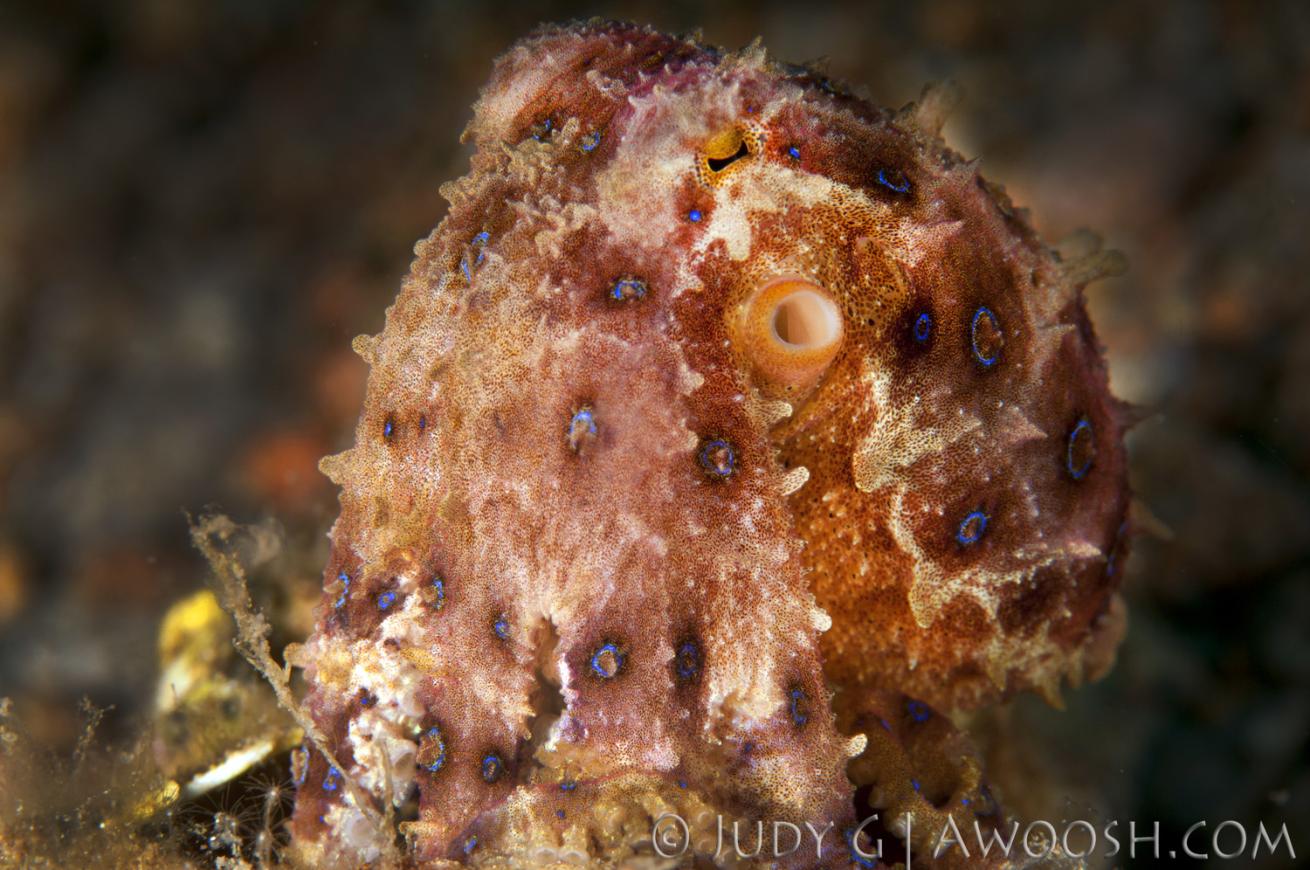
[1,1,1307,866]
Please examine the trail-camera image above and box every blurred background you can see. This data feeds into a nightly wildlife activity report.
[0,0,1307,866]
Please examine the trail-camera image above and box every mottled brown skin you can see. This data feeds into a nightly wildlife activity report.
[287,21,1129,868]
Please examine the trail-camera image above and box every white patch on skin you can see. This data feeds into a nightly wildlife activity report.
[323,801,388,864]
[852,369,981,494]
[779,465,810,496]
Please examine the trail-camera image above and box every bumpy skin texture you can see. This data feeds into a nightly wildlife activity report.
[288,21,1129,867]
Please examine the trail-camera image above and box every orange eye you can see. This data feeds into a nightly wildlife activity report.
[736,277,844,391]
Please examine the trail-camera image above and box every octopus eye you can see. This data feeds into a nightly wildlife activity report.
[736,277,844,390]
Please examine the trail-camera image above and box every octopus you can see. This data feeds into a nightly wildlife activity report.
[284,20,1132,869]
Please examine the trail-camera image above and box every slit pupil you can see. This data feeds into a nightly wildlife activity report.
[707,140,750,172]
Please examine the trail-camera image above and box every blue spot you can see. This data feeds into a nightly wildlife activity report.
[677,779,687,789]
[675,639,701,681]
[580,130,602,153]
[789,687,809,727]
[531,117,554,141]
[1066,417,1095,480]
[358,689,377,707]
[610,277,647,301]
[494,615,511,640]
[463,836,478,855]
[481,753,504,783]
[907,699,931,723]
[422,727,447,773]
[333,571,350,609]
[876,167,911,194]
[570,407,595,430]
[383,416,396,439]
[323,766,341,792]
[567,408,598,452]
[845,826,879,868]
[913,311,932,343]
[377,591,396,610]
[418,415,427,433]
[698,438,735,478]
[955,511,988,546]
[589,642,625,679]
[787,145,801,160]
[426,576,445,610]
[911,777,922,792]
[688,208,703,223]
[970,306,1003,367]
[961,797,971,806]
[559,780,577,792]
[461,232,491,282]
[556,809,566,819]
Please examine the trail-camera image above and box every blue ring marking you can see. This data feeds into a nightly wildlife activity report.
[481,753,504,783]
[913,311,932,343]
[911,778,922,793]
[970,306,1002,367]
[333,571,350,609]
[787,145,801,160]
[418,415,427,433]
[323,766,341,792]
[383,416,395,439]
[589,642,625,679]
[906,699,931,723]
[876,167,912,193]
[1066,417,1094,480]
[556,809,566,819]
[610,277,647,301]
[463,836,478,855]
[428,576,445,609]
[675,640,701,680]
[698,439,735,478]
[580,130,602,153]
[559,780,577,792]
[688,208,703,222]
[531,117,554,141]
[422,727,447,773]
[377,591,396,610]
[955,511,988,546]
[789,687,809,727]
[845,826,880,868]
[493,615,510,640]
[569,408,597,438]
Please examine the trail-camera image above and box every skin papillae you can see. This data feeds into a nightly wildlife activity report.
[286,20,1130,869]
